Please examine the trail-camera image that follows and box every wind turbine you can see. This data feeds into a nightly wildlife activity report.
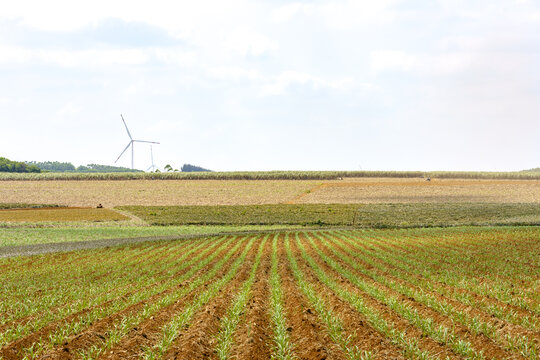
[147,145,157,172]
[115,114,159,170]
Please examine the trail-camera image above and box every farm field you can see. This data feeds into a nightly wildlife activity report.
[0,228,538,360]
[294,179,540,204]
[0,208,127,223]
[2,178,540,207]
[119,203,540,227]
[0,180,319,207]
[0,225,297,247]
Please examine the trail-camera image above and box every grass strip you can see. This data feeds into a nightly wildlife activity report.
[0,225,298,247]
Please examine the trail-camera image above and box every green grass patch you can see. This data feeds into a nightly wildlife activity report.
[118,203,540,228]
[0,225,299,247]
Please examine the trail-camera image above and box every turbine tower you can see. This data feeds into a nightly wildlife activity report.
[115,114,159,170]
[147,145,157,172]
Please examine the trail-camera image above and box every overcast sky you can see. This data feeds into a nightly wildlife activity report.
[1,0,539,171]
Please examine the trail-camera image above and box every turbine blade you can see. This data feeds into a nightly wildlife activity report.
[133,140,160,144]
[115,142,132,163]
[120,114,133,140]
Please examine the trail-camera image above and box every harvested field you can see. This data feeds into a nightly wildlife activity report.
[0,227,538,360]
[293,178,540,204]
[0,180,319,207]
[0,208,127,223]
[2,178,540,208]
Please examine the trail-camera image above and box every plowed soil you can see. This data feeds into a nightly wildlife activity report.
[0,228,538,360]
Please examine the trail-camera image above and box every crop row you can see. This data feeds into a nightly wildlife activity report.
[0,228,537,359]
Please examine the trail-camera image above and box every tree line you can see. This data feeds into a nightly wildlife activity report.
[25,161,142,173]
[1,158,212,173]
[0,157,41,173]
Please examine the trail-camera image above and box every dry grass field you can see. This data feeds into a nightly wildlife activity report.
[292,178,540,204]
[0,180,319,207]
[2,178,540,207]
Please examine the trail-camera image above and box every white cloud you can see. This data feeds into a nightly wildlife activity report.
[0,46,149,67]
[370,50,416,72]
[153,48,197,67]
[421,53,473,76]
[222,27,277,57]
[52,103,81,125]
[271,1,397,28]
[271,3,305,23]
[260,71,314,96]
[259,71,357,96]
[206,66,263,81]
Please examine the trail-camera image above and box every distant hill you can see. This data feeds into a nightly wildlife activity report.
[522,167,540,172]
[181,164,212,172]
[0,157,41,173]
[27,161,142,173]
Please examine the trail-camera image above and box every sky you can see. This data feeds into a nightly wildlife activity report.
[1,0,539,172]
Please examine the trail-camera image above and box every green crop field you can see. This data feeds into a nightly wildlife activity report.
[118,202,540,227]
[0,228,537,360]
[1,177,539,360]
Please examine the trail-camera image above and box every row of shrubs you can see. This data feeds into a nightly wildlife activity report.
[1,170,540,181]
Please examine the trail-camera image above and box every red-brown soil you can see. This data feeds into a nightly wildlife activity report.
[1,230,537,360]
[305,234,523,359]
[226,239,273,360]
